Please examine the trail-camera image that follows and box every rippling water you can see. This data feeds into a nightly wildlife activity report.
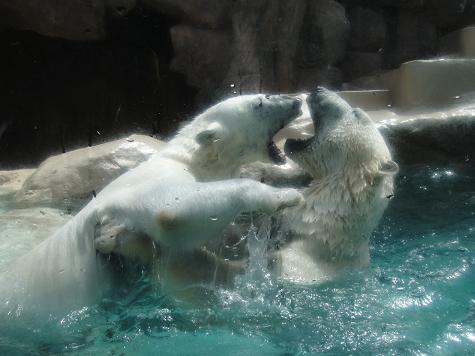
[1,164,474,355]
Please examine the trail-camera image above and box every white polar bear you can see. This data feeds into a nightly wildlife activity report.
[0,94,303,314]
[269,88,399,283]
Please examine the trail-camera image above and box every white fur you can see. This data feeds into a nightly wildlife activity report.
[272,88,398,283]
[0,94,303,313]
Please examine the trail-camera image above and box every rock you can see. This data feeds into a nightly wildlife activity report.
[0,208,71,272]
[15,134,165,206]
[348,7,387,52]
[426,0,475,28]
[223,0,306,95]
[376,0,427,8]
[296,0,350,68]
[0,169,35,201]
[379,104,475,165]
[170,25,233,89]
[0,0,106,40]
[141,0,232,29]
[295,67,343,91]
[106,0,137,19]
[342,52,383,81]
[390,11,437,65]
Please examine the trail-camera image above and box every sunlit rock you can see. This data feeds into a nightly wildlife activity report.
[0,169,35,201]
[15,134,164,207]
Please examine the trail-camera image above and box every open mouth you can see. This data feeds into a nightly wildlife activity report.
[283,137,313,157]
[268,140,286,164]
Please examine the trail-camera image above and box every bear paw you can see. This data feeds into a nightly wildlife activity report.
[94,219,125,254]
[275,188,304,210]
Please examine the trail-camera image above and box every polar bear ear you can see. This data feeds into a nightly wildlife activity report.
[353,108,373,125]
[378,160,399,176]
[196,122,224,146]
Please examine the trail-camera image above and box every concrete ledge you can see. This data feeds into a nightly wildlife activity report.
[393,59,475,110]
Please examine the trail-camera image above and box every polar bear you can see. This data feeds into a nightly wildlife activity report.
[0,94,303,313]
[269,88,399,283]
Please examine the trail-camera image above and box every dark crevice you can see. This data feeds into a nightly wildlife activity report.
[0,6,197,169]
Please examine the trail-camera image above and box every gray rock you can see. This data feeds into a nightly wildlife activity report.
[348,7,387,52]
[106,0,137,19]
[295,67,343,91]
[0,169,35,202]
[376,0,427,8]
[378,104,475,165]
[342,52,383,81]
[296,0,350,68]
[0,0,106,40]
[426,0,475,28]
[170,25,233,89]
[389,11,437,65]
[141,0,232,29]
[15,134,164,206]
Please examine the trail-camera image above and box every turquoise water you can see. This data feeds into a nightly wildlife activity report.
[1,164,475,355]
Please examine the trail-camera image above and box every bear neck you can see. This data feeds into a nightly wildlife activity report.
[157,119,240,181]
[285,168,393,261]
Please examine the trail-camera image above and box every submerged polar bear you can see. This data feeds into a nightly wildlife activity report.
[0,94,303,313]
[258,88,398,283]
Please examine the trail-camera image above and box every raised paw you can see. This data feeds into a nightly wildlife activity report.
[274,188,304,210]
[94,218,125,254]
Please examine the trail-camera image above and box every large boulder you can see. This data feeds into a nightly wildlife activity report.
[141,0,232,29]
[388,11,437,65]
[342,51,383,81]
[426,0,475,28]
[170,25,233,90]
[377,0,427,8]
[296,0,350,68]
[0,169,35,202]
[348,6,388,52]
[295,67,343,91]
[379,103,475,165]
[15,134,164,206]
[0,0,106,40]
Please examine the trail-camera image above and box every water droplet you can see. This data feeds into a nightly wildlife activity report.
[80,268,86,273]
[126,137,135,142]
[175,197,179,201]
[210,216,218,221]
[230,83,235,88]
[58,269,65,274]
[387,104,392,108]
[453,95,461,100]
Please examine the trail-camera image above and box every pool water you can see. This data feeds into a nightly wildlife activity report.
[1,164,474,355]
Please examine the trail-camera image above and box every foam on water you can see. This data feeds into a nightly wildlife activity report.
[0,164,474,355]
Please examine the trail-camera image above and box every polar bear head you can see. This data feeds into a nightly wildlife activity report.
[284,87,398,182]
[187,94,302,180]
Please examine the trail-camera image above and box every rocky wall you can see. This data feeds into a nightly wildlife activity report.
[0,0,474,166]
